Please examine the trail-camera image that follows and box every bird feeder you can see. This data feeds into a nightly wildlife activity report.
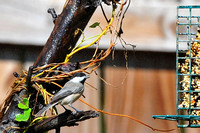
[153,5,200,127]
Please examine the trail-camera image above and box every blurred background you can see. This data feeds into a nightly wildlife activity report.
[1,0,200,133]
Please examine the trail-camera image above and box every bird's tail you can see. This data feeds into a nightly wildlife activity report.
[35,103,56,117]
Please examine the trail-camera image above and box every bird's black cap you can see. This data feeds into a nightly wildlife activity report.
[72,72,86,77]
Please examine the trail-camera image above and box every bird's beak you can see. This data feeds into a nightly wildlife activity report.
[86,75,90,79]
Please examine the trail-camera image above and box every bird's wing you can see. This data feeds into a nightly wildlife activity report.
[36,82,84,116]
[50,90,73,104]
[50,82,83,104]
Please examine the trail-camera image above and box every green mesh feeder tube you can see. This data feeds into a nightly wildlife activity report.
[152,5,200,127]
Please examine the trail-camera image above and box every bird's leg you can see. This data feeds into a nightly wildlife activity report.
[68,104,81,114]
[61,105,68,111]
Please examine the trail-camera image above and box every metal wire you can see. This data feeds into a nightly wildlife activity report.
[153,5,200,128]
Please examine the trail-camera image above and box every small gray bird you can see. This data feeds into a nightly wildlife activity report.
[36,72,89,116]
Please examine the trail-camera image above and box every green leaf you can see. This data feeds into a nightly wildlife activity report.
[15,108,31,122]
[23,98,29,107]
[18,98,29,109]
[16,98,31,122]
[89,22,100,28]
[24,108,31,117]
[18,103,28,110]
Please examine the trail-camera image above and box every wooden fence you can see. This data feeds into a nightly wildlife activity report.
[1,48,200,132]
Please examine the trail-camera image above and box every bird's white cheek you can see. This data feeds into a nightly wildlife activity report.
[61,93,82,105]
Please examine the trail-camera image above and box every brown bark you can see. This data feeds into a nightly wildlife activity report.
[26,110,99,133]
[33,0,100,67]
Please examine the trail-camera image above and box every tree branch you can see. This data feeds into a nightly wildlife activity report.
[33,0,100,67]
[26,110,99,133]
